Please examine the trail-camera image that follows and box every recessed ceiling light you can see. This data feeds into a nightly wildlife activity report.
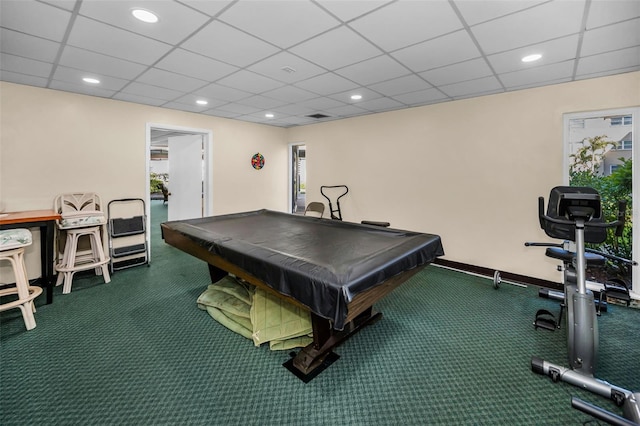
[522,54,542,63]
[196,100,208,105]
[265,113,274,118]
[351,94,362,100]
[132,8,159,23]
[82,77,100,84]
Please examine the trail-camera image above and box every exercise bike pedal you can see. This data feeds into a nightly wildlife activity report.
[534,309,558,331]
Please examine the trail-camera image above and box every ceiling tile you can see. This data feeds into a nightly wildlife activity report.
[59,46,148,80]
[78,1,210,45]
[49,80,117,98]
[471,0,584,54]
[214,102,262,115]
[1,0,637,128]
[172,94,227,109]
[112,92,167,107]
[349,0,462,51]
[335,55,411,86]
[67,16,172,65]
[40,1,77,11]
[236,95,287,110]
[392,87,450,106]
[178,1,234,18]
[195,83,252,102]
[270,115,318,126]
[218,1,339,49]
[392,30,481,72]
[289,26,381,70]
[586,0,640,29]
[0,29,61,62]
[52,65,130,91]
[0,70,48,87]
[356,96,405,112]
[439,76,503,98]
[328,87,384,104]
[315,1,393,23]
[324,103,368,117]
[155,49,238,82]
[272,103,315,116]
[202,109,242,119]
[119,81,184,101]
[471,1,586,54]
[581,18,640,56]
[181,21,279,68]
[576,46,640,77]
[248,52,326,84]
[261,85,318,103]
[216,70,284,94]
[419,58,493,86]
[1,53,52,78]
[453,0,546,26]
[0,0,71,42]
[298,96,347,111]
[368,74,433,96]
[136,68,208,92]
[294,72,359,96]
[487,35,579,74]
[163,101,217,113]
[499,61,575,89]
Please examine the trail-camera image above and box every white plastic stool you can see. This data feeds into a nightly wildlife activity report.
[0,229,43,330]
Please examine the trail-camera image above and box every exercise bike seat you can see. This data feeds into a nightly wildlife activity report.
[545,247,606,268]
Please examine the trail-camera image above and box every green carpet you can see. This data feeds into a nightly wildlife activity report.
[1,200,638,425]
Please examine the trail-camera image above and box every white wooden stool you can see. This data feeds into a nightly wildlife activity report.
[0,229,43,330]
[54,194,111,294]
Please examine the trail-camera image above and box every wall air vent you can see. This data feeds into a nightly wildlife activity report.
[306,113,330,119]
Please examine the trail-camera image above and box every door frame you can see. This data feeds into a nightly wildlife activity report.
[145,123,214,256]
[288,142,305,214]
[563,107,638,299]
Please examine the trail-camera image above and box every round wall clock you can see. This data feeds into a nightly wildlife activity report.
[251,152,265,170]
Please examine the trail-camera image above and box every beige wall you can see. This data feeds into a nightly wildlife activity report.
[1,72,639,283]
[289,72,640,282]
[0,82,287,281]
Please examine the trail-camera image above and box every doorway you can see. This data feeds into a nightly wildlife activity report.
[563,108,638,299]
[289,144,306,214]
[145,123,213,258]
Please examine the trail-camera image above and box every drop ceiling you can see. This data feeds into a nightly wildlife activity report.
[1,0,639,128]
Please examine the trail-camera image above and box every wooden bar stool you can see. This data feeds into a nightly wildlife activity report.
[54,193,110,294]
[0,229,43,330]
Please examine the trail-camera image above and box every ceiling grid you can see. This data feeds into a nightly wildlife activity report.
[1,0,638,128]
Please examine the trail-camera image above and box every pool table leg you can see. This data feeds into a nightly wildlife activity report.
[292,307,383,375]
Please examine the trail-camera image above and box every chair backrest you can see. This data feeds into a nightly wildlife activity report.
[55,193,103,215]
[304,202,325,218]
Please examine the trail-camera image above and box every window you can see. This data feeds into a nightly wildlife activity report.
[616,139,633,150]
[610,115,632,126]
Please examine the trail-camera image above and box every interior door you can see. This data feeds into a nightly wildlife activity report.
[168,134,203,221]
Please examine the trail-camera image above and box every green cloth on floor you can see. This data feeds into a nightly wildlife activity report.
[197,276,312,350]
[251,287,312,350]
[197,277,254,339]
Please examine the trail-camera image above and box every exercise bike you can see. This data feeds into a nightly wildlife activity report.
[528,186,639,425]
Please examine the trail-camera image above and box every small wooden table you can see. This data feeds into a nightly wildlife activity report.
[0,210,61,304]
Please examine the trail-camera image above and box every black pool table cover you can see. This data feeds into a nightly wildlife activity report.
[162,209,444,330]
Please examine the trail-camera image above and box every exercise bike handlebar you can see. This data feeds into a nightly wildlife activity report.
[320,185,349,201]
[538,197,627,235]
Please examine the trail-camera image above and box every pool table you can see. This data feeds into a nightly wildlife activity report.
[161,209,444,379]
